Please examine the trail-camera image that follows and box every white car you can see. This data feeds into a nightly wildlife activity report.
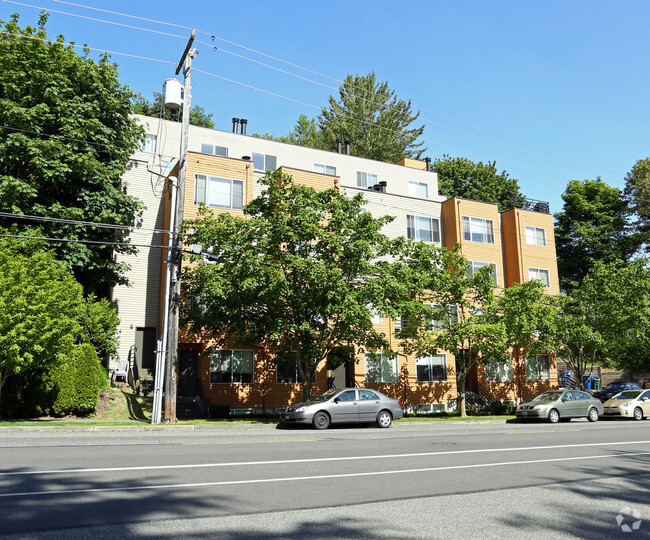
[603,389,650,420]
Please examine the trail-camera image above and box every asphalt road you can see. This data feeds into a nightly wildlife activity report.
[1,419,649,539]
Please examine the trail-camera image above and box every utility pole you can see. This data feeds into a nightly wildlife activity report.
[163,30,197,423]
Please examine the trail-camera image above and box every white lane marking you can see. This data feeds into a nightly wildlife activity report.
[2,450,650,498]
[2,440,650,477]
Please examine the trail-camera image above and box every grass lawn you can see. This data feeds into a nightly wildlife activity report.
[0,387,514,426]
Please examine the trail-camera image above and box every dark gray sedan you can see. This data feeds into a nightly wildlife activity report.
[283,388,404,429]
[516,390,603,423]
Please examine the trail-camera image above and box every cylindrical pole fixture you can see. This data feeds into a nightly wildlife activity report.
[240,118,247,135]
[336,138,342,154]
[345,140,351,155]
[164,47,197,423]
[232,118,240,133]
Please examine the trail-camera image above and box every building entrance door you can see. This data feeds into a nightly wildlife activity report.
[178,349,199,396]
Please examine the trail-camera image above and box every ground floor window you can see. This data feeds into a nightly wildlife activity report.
[210,350,254,384]
[365,353,398,383]
[276,353,316,384]
[526,354,550,381]
[485,359,513,382]
[416,354,447,382]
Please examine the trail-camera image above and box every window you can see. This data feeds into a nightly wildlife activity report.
[141,134,157,153]
[485,359,513,382]
[528,268,551,288]
[338,389,357,401]
[428,304,459,332]
[201,143,228,157]
[357,171,378,188]
[526,354,550,381]
[314,163,336,175]
[365,353,398,383]
[407,215,440,243]
[468,261,498,286]
[416,354,447,382]
[525,226,546,246]
[276,353,316,384]
[194,174,244,209]
[252,152,277,172]
[210,350,254,384]
[462,216,495,244]
[359,389,380,400]
[408,181,428,198]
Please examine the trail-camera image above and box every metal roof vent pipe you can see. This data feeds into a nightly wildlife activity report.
[424,157,432,171]
[336,138,342,154]
[345,140,351,155]
[240,118,248,135]
[232,118,240,133]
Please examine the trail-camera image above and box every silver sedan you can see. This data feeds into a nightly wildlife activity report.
[283,388,404,429]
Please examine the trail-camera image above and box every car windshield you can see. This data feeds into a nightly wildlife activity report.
[531,392,563,402]
[613,390,642,400]
[311,389,341,402]
[605,383,626,391]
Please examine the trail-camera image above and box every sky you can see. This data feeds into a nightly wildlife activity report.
[2,0,649,214]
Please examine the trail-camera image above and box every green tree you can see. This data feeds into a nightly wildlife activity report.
[434,155,527,211]
[318,72,426,162]
[132,91,215,129]
[400,248,509,417]
[0,237,118,415]
[182,170,441,401]
[258,74,426,163]
[0,12,145,296]
[554,178,639,290]
[624,157,650,251]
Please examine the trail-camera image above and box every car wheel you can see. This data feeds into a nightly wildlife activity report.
[376,410,392,428]
[312,411,330,430]
[548,409,560,423]
[587,407,599,422]
[634,407,644,421]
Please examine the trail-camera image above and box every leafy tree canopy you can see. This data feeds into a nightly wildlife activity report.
[550,259,650,379]
[0,237,118,412]
[257,73,426,163]
[554,178,639,290]
[182,170,443,400]
[0,12,145,296]
[132,91,215,129]
[434,155,527,211]
[624,157,650,251]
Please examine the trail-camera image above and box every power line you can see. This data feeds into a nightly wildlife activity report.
[8,0,621,180]
[0,211,171,235]
[0,232,168,249]
[2,0,187,39]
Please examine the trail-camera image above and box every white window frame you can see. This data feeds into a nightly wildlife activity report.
[314,163,336,176]
[427,304,459,332]
[357,171,378,188]
[252,152,277,172]
[407,215,441,243]
[485,359,513,382]
[364,353,398,383]
[462,216,495,244]
[416,354,447,382]
[525,226,547,247]
[141,133,157,153]
[528,267,551,288]
[468,261,498,286]
[526,354,550,381]
[209,349,254,384]
[194,174,244,210]
[409,181,428,198]
[201,143,228,157]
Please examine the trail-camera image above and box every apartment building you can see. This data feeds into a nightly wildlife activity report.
[113,114,559,413]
